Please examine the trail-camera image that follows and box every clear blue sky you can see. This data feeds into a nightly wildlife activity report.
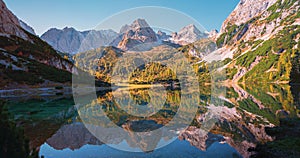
[4,0,240,35]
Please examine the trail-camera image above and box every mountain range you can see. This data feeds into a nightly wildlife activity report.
[0,0,299,88]
[0,1,300,157]
[74,0,299,85]
[41,19,209,53]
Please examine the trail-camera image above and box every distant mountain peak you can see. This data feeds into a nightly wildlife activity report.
[63,27,76,31]
[171,24,207,45]
[48,28,60,31]
[117,19,157,51]
[178,24,202,35]
[183,24,198,30]
[131,18,150,29]
[41,27,119,54]
[120,18,151,33]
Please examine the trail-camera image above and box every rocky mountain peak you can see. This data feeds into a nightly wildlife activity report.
[117,19,157,51]
[119,18,151,34]
[220,0,278,34]
[63,26,76,31]
[131,18,150,30]
[209,0,300,85]
[171,24,207,45]
[216,0,299,49]
[179,24,201,35]
[0,0,31,40]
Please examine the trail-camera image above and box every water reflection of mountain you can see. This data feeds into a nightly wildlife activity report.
[45,121,165,152]
[2,83,300,157]
[46,123,103,150]
[44,121,229,154]
[198,83,299,157]
[4,97,78,150]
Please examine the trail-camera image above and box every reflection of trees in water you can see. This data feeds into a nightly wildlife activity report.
[3,97,78,155]
[76,83,300,156]
[291,84,300,117]
[0,101,38,158]
[237,84,298,125]
[177,83,300,157]
[81,88,201,127]
[129,88,151,105]
[96,88,182,126]
[250,118,300,158]
[198,83,299,126]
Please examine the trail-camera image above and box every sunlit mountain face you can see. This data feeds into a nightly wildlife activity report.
[1,0,300,158]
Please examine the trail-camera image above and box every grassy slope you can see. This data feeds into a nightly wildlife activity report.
[217,0,300,83]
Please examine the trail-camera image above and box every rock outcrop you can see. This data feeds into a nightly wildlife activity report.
[19,20,36,35]
[157,30,171,41]
[208,29,219,41]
